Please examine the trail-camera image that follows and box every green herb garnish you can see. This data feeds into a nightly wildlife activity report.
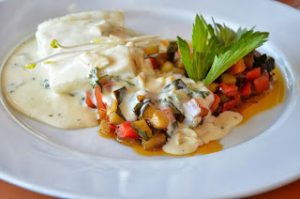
[43,60,56,64]
[43,79,50,89]
[50,39,60,48]
[88,68,99,88]
[177,15,269,85]
[204,29,268,85]
[24,63,37,69]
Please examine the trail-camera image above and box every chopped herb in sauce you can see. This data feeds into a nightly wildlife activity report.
[88,67,99,87]
[43,79,50,89]
[189,89,210,98]
[110,75,135,86]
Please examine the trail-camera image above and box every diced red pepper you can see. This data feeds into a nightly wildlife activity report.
[148,57,159,69]
[210,94,220,113]
[95,84,107,120]
[222,94,240,112]
[246,67,261,80]
[219,83,238,97]
[195,99,209,117]
[240,82,252,97]
[254,74,270,94]
[222,100,237,112]
[200,105,209,117]
[110,124,117,133]
[85,91,97,109]
[234,94,241,103]
[117,121,139,139]
[95,84,106,110]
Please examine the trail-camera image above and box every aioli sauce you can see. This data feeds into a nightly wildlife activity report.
[1,39,98,129]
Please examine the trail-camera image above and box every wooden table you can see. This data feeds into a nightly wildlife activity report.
[1,0,299,198]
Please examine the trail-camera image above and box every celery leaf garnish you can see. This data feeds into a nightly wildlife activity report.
[177,15,269,85]
[204,30,269,85]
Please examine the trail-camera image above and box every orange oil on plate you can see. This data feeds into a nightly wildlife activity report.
[236,67,286,125]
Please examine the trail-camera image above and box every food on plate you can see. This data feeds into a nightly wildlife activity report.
[1,11,284,155]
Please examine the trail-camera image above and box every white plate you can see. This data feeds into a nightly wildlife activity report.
[0,0,300,198]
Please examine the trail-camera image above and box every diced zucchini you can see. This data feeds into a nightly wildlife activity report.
[166,41,178,61]
[142,105,156,119]
[109,112,125,125]
[132,119,152,138]
[113,87,127,104]
[107,99,118,115]
[142,132,167,150]
[150,110,169,129]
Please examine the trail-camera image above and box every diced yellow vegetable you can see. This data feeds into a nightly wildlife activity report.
[137,95,145,102]
[150,110,169,129]
[161,61,174,73]
[132,119,152,138]
[109,112,125,125]
[144,45,159,55]
[107,99,118,115]
[143,105,156,119]
[208,83,219,92]
[99,120,111,136]
[142,132,167,150]
[221,73,237,84]
[229,59,246,74]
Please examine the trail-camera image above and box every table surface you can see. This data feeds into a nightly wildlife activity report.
[1,0,299,198]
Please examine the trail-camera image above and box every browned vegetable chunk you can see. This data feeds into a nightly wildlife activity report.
[150,110,169,129]
[142,132,167,150]
[142,105,156,119]
[99,120,111,136]
[132,119,153,138]
[109,112,125,125]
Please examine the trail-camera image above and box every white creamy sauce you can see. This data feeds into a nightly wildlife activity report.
[162,111,243,155]
[2,39,98,129]
[2,11,243,155]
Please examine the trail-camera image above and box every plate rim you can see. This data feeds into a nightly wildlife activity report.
[0,0,300,198]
